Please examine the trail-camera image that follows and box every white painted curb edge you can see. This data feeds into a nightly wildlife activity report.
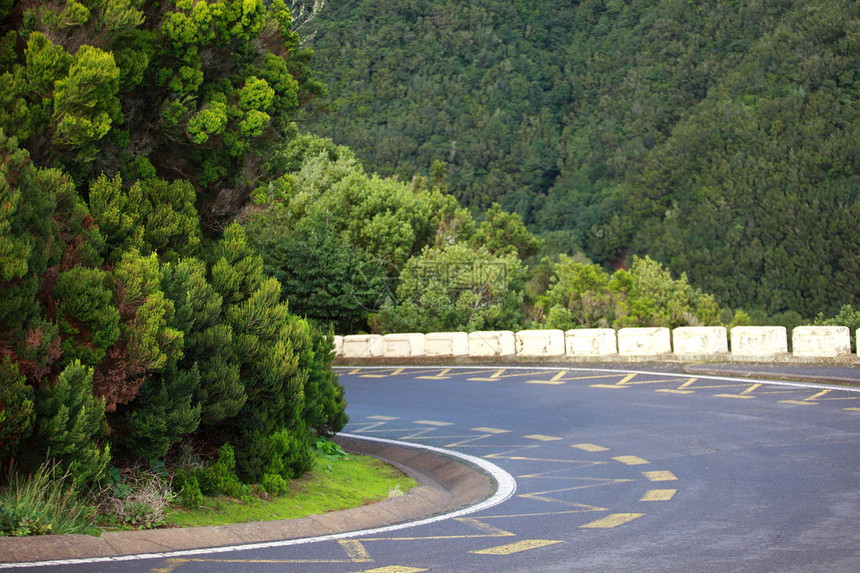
[2,434,517,569]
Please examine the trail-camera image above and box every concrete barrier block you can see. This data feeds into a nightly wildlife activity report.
[672,326,728,355]
[333,335,343,357]
[516,329,565,357]
[469,331,516,357]
[730,326,788,356]
[425,332,469,357]
[792,326,851,357]
[383,333,426,357]
[565,328,617,356]
[342,334,384,358]
[618,327,672,355]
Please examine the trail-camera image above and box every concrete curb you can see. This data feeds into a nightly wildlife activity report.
[0,436,493,565]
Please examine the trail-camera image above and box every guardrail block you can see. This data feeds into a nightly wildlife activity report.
[617,327,672,355]
[425,332,470,357]
[342,334,384,358]
[565,328,617,356]
[730,326,788,356]
[382,333,426,357]
[792,326,851,357]
[672,326,728,355]
[516,329,565,356]
[333,335,343,357]
[469,331,516,357]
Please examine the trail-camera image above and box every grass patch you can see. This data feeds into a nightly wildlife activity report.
[163,453,416,528]
[0,462,97,537]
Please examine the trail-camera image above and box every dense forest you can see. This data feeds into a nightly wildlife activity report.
[301,0,860,318]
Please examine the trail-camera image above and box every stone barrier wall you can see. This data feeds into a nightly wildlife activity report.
[335,326,859,361]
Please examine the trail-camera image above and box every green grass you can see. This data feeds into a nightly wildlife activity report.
[0,462,98,537]
[163,454,417,528]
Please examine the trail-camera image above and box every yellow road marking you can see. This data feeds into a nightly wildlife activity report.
[367,415,398,420]
[524,434,563,441]
[417,368,452,379]
[571,443,610,452]
[456,517,517,537]
[150,559,185,573]
[580,513,645,528]
[468,368,508,381]
[590,384,631,389]
[613,455,650,465]
[640,489,677,501]
[362,517,514,541]
[471,426,510,433]
[716,383,762,399]
[527,371,568,385]
[154,557,373,567]
[846,407,860,412]
[486,454,606,467]
[413,420,454,426]
[656,389,695,394]
[780,400,817,406]
[471,539,562,555]
[643,470,677,481]
[357,565,430,573]
[518,494,609,510]
[340,539,373,561]
[361,368,404,378]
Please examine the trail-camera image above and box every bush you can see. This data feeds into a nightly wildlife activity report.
[260,473,289,496]
[0,462,95,537]
[172,470,203,509]
[195,444,247,498]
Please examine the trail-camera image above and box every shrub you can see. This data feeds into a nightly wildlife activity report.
[260,473,289,496]
[195,444,247,498]
[0,462,95,537]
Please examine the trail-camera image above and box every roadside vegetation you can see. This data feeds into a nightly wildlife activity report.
[1,439,415,536]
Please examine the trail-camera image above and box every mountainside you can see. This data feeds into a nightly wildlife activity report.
[301,0,859,317]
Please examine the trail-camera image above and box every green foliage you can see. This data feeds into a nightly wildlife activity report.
[302,0,860,317]
[195,444,247,498]
[313,438,348,461]
[0,359,34,459]
[173,470,203,509]
[30,361,110,485]
[54,267,120,367]
[375,243,527,334]
[815,304,860,348]
[534,255,721,330]
[471,203,543,261]
[0,0,347,497]
[89,175,201,262]
[610,256,722,329]
[0,462,95,537]
[261,472,289,496]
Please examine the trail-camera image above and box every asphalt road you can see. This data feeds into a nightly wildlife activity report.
[11,365,860,572]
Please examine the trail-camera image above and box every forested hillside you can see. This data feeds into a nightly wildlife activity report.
[301,0,860,317]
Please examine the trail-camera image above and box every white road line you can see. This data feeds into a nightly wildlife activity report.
[0,434,517,570]
[335,365,860,393]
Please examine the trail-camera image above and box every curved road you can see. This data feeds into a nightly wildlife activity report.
[15,366,860,572]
